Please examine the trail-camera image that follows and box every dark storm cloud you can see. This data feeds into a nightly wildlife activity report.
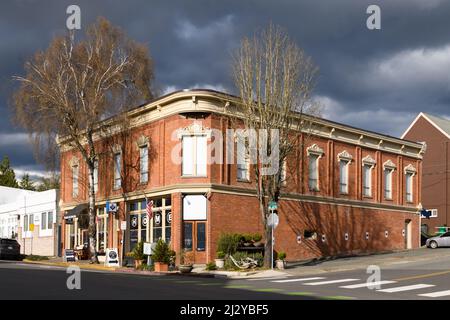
[1,0,450,176]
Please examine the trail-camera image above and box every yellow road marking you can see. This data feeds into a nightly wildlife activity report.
[393,269,450,281]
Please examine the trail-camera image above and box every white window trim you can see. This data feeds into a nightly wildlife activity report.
[308,154,320,191]
[430,209,438,218]
[72,164,79,198]
[339,159,350,194]
[39,211,54,237]
[181,134,208,177]
[113,152,122,190]
[383,168,393,200]
[139,144,149,184]
[337,151,352,194]
[362,155,376,198]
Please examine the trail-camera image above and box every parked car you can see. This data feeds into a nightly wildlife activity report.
[0,238,21,260]
[426,232,450,249]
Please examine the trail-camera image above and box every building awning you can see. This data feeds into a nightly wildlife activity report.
[64,204,88,220]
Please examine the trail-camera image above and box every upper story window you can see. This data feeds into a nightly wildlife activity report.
[404,164,416,203]
[307,144,324,191]
[93,159,99,193]
[72,164,79,198]
[237,136,250,182]
[140,145,149,183]
[362,155,376,198]
[177,122,211,178]
[383,160,396,200]
[114,152,122,189]
[337,151,352,195]
[280,160,287,186]
[182,135,207,177]
[41,212,53,230]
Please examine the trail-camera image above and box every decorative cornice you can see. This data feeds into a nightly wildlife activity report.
[383,159,397,170]
[419,142,427,155]
[176,121,212,139]
[307,144,324,157]
[112,144,122,154]
[362,155,376,167]
[337,150,353,162]
[404,164,417,175]
[68,157,79,167]
[136,135,149,148]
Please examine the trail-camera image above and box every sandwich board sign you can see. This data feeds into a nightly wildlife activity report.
[105,248,120,267]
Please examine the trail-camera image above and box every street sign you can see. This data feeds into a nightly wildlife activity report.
[106,201,118,213]
[29,224,34,232]
[268,201,277,211]
[105,248,120,267]
[120,221,127,231]
[143,242,152,256]
[267,212,279,228]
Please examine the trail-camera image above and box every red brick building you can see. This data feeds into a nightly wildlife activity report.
[58,89,424,264]
[402,112,450,235]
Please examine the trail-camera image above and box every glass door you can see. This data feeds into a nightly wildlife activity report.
[183,221,207,263]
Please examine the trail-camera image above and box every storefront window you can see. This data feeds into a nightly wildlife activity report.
[197,222,206,251]
[165,210,172,244]
[128,196,172,251]
[184,222,193,250]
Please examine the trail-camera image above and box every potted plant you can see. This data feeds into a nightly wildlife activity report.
[126,241,145,268]
[215,251,225,269]
[152,239,171,272]
[276,252,286,270]
[179,250,194,273]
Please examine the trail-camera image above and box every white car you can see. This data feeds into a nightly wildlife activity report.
[426,232,450,249]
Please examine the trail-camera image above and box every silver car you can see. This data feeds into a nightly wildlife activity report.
[426,232,450,249]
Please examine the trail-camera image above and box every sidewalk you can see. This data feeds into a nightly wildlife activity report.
[284,247,450,276]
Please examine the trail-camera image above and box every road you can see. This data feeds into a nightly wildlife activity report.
[1,248,450,300]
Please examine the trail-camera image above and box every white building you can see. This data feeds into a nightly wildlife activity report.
[0,187,59,256]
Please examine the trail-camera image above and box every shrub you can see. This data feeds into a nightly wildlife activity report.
[137,263,154,271]
[251,233,262,242]
[205,262,217,271]
[216,251,225,259]
[152,239,171,264]
[126,241,145,261]
[277,252,286,261]
[217,233,241,255]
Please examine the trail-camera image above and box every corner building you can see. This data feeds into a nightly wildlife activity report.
[59,90,425,264]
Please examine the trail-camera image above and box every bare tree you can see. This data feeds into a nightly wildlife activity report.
[231,24,319,267]
[12,17,154,263]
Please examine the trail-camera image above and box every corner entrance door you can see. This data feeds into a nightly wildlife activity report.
[183,221,207,264]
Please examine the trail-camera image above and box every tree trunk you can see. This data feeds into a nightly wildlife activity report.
[264,224,273,268]
[87,163,99,264]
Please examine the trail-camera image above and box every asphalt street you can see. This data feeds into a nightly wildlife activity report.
[2,248,450,300]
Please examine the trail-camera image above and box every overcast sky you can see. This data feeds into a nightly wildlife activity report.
[1,0,450,179]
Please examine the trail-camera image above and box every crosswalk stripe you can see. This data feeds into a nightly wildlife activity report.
[340,280,397,289]
[377,284,435,293]
[272,277,325,283]
[247,277,288,281]
[304,279,360,286]
[418,290,450,298]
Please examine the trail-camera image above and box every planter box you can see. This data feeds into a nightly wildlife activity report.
[215,258,225,269]
[179,265,193,273]
[276,260,286,270]
[154,262,169,272]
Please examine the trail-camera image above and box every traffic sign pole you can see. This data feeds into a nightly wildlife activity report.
[271,209,274,270]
